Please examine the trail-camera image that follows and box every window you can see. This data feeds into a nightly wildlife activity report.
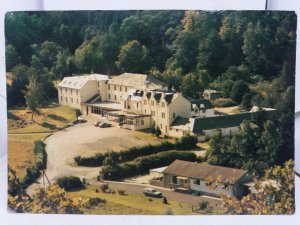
[108,94,111,99]
[108,85,110,90]
[165,125,168,133]
[173,112,176,119]
[151,100,154,106]
[172,176,177,184]
[160,124,162,129]
[141,118,144,125]
[77,99,79,104]
[120,86,122,91]
[98,82,100,87]
[194,179,200,185]
[161,102,165,107]
[125,87,128,92]
[161,112,165,118]
[124,102,127,109]
[71,89,72,94]
[114,85,116,91]
[65,97,68,103]
[114,95,117,100]
[151,111,155,117]
[60,96,63,101]
[71,98,73,103]
[137,103,139,108]
[76,90,78,95]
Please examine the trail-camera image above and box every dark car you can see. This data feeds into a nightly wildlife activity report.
[143,188,163,197]
[98,122,112,128]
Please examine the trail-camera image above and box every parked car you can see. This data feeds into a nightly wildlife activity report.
[98,122,112,128]
[94,120,102,126]
[143,188,163,197]
[77,116,87,123]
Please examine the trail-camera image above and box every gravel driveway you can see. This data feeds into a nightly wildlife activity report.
[43,119,152,182]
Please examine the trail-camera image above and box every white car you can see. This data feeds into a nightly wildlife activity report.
[143,188,163,197]
[77,116,87,123]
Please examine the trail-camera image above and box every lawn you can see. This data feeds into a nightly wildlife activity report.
[8,133,49,178]
[68,185,194,215]
[8,106,77,133]
[8,106,77,178]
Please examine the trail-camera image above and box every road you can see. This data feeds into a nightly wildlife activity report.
[90,180,221,207]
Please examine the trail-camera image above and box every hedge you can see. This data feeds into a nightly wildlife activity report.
[56,176,84,191]
[20,140,47,189]
[75,135,198,167]
[101,150,197,180]
[21,166,41,189]
[34,140,47,170]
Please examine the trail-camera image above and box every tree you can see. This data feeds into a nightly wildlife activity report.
[5,44,20,71]
[181,72,202,98]
[221,160,295,215]
[230,80,250,104]
[32,184,84,214]
[116,40,150,73]
[155,126,161,137]
[24,77,44,120]
[197,30,224,78]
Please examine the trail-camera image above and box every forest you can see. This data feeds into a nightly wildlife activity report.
[5,10,296,169]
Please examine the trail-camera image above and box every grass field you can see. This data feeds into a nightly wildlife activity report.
[8,106,77,133]
[68,186,194,215]
[8,106,77,178]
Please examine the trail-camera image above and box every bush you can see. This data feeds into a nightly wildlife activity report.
[75,135,198,167]
[199,201,209,210]
[100,183,109,193]
[85,197,106,208]
[101,150,197,180]
[56,176,84,191]
[212,98,237,107]
[21,166,41,189]
[118,190,126,195]
[175,135,198,150]
[34,140,47,170]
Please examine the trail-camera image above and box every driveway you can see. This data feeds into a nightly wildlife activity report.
[42,118,153,182]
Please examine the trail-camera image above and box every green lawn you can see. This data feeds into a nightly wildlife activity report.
[67,185,194,215]
[8,105,77,178]
[8,106,77,133]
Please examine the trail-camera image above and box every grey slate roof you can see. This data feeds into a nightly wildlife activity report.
[163,160,248,185]
[108,73,166,90]
[192,113,254,132]
[187,97,214,109]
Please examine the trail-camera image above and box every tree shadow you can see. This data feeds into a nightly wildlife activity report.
[41,122,58,130]
[7,111,20,120]
[47,114,68,122]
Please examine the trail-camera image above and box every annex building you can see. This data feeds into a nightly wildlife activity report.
[57,73,276,139]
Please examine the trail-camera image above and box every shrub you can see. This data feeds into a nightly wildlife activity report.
[100,183,109,193]
[34,140,47,170]
[21,166,41,188]
[101,150,197,180]
[175,135,198,150]
[56,176,84,191]
[199,201,209,210]
[75,135,198,167]
[212,98,237,107]
[118,190,126,195]
[85,197,106,208]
